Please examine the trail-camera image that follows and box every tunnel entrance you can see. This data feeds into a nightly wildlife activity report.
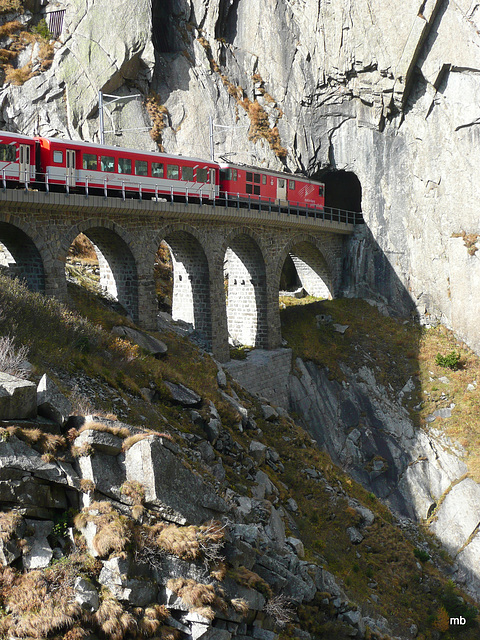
[318,170,362,212]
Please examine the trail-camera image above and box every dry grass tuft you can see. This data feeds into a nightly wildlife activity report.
[231,597,249,616]
[79,478,96,494]
[78,421,131,438]
[120,480,145,505]
[146,92,168,152]
[264,594,295,628]
[0,553,100,639]
[0,0,23,14]
[141,520,226,564]
[1,425,66,454]
[4,61,33,84]
[122,432,156,451]
[0,510,22,542]
[229,566,273,599]
[166,577,218,619]
[92,593,137,640]
[74,502,132,558]
[137,604,169,636]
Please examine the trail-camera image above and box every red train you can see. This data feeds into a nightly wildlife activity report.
[0,130,325,210]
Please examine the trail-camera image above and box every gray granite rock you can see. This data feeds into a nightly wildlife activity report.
[36,374,72,425]
[0,372,36,419]
[125,435,227,524]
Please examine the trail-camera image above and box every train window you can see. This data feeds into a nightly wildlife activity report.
[135,160,148,176]
[118,158,132,174]
[182,166,194,181]
[246,184,253,195]
[254,173,260,183]
[152,162,163,178]
[319,185,324,196]
[289,180,295,190]
[83,153,97,170]
[246,172,253,182]
[262,174,266,185]
[53,150,63,164]
[233,168,237,181]
[101,156,115,172]
[254,185,260,195]
[278,179,285,188]
[167,164,179,179]
[0,144,15,162]
[196,167,209,183]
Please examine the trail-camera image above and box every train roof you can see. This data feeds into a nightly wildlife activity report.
[218,160,324,185]
[0,131,38,142]
[36,136,216,165]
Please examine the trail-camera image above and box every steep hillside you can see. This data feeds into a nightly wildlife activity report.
[0,275,479,640]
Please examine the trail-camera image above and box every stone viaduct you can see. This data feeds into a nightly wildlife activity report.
[0,189,358,361]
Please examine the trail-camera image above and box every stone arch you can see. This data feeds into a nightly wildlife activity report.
[64,220,139,322]
[0,217,47,293]
[152,223,213,349]
[276,234,336,299]
[222,228,268,348]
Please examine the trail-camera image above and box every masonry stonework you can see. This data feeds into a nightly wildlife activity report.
[0,192,353,361]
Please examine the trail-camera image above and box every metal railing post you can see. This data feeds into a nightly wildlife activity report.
[122,181,125,201]
[138,183,142,201]
[155,185,158,203]
[85,176,89,197]
[104,178,108,199]
[171,186,174,203]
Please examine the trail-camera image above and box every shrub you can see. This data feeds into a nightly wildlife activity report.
[440,580,478,627]
[435,351,461,370]
[31,18,52,40]
[264,594,295,628]
[413,548,430,563]
[0,334,29,378]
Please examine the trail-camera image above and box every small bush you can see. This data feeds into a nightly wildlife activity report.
[413,548,430,563]
[435,351,461,370]
[31,18,52,40]
[264,594,295,628]
[0,334,29,378]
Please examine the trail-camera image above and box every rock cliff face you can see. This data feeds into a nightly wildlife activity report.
[2,0,480,351]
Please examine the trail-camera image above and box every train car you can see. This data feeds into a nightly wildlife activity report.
[219,162,325,210]
[35,136,219,200]
[0,131,36,185]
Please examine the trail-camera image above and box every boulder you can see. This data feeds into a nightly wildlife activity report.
[261,405,278,421]
[76,451,124,501]
[99,556,158,606]
[36,374,72,425]
[74,577,100,612]
[22,519,53,569]
[74,429,124,456]
[164,381,202,407]
[0,372,36,419]
[249,441,267,465]
[125,435,227,524]
[0,539,21,566]
[286,537,305,558]
[112,325,167,357]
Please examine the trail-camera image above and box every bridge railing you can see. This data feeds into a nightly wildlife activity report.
[5,169,364,225]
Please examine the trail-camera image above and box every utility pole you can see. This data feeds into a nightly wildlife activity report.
[209,116,249,162]
[98,91,150,145]
[209,115,214,161]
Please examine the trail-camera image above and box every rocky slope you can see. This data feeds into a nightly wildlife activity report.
[1,276,479,640]
[1,0,480,354]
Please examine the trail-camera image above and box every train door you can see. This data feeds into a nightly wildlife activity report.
[277,177,286,202]
[210,168,216,197]
[66,149,76,187]
[19,144,30,183]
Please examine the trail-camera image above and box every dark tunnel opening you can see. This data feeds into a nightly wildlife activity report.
[152,0,178,53]
[319,170,362,212]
